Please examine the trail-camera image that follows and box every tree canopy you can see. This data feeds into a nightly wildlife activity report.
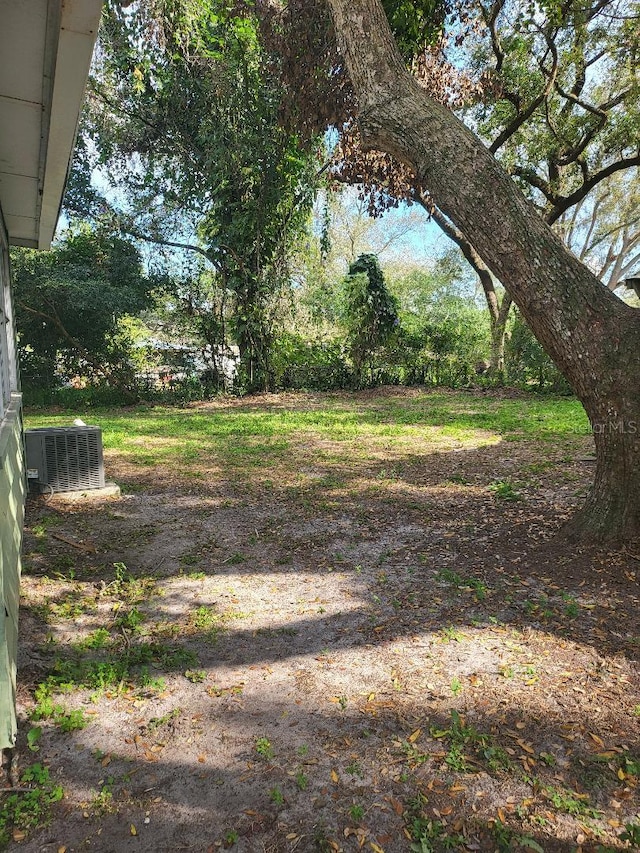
[12,228,153,392]
[78,0,324,390]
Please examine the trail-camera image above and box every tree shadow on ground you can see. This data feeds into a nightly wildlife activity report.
[11,693,637,853]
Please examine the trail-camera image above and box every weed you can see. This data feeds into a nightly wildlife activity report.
[430,710,510,775]
[562,594,579,618]
[31,686,88,732]
[50,597,91,620]
[147,708,182,730]
[450,677,463,696]
[349,803,365,821]
[345,760,364,779]
[189,606,222,642]
[76,628,111,650]
[26,727,42,752]
[620,822,640,847]
[444,742,468,772]
[34,641,196,702]
[226,552,245,565]
[0,763,63,845]
[297,744,309,757]
[184,669,207,683]
[468,578,488,601]
[436,568,462,587]
[489,480,522,501]
[223,828,239,846]
[295,770,308,791]
[440,626,462,643]
[448,473,468,485]
[90,779,116,815]
[338,695,348,710]
[207,683,244,698]
[108,563,155,602]
[269,786,285,805]
[115,607,145,633]
[405,795,465,852]
[255,737,274,760]
[543,784,601,817]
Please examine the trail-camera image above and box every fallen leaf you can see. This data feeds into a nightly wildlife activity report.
[389,797,404,816]
[130,824,137,836]
[408,729,421,743]
[331,769,339,783]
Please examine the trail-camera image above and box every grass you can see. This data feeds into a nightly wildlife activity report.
[24,391,589,484]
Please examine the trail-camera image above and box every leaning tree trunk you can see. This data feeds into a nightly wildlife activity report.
[427,204,512,381]
[490,292,512,379]
[326,0,640,540]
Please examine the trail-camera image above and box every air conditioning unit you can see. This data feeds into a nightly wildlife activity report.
[25,426,105,494]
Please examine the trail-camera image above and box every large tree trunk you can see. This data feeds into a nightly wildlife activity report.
[325,0,640,540]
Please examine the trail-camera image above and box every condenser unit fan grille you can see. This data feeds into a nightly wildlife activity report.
[25,427,105,493]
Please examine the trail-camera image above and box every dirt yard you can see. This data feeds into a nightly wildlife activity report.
[5,389,640,852]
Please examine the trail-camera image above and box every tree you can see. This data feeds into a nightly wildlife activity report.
[83,0,322,391]
[12,227,153,395]
[555,173,640,292]
[268,0,637,390]
[341,254,398,384]
[317,0,640,540]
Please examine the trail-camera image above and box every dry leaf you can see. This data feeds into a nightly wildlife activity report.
[408,729,421,743]
[331,769,339,783]
[389,797,404,816]
[130,824,137,836]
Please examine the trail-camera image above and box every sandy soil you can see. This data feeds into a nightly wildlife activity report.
[5,389,639,853]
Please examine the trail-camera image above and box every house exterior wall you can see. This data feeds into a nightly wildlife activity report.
[0,208,24,750]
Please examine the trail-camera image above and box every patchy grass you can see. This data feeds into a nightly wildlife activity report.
[14,389,638,852]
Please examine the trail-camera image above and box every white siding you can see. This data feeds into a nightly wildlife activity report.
[0,219,16,414]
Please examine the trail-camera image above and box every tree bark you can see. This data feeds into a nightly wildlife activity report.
[325,0,640,540]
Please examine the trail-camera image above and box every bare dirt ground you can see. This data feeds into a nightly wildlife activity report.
[6,389,640,853]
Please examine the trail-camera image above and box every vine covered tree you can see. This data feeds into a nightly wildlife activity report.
[341,253,398,384]
[82,0,322,391]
